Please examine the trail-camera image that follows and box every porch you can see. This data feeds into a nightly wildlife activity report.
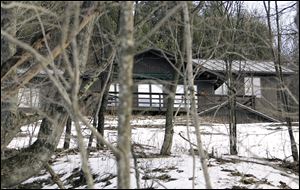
[106,91,256,113]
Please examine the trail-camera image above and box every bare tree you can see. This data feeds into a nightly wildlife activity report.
[161,2,184,156]
[263,1,299,162]
[183,2,212,189]
[1,2,101,187]
[117,1,134,189]
[2,1,298,189]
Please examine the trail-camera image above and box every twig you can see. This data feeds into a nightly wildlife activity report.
[131,146,140,189]
[1,7,101,98]
[178,132,198,148]
[44,163,66,189]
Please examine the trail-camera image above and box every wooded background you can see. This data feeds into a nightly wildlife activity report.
[1,1,299,188]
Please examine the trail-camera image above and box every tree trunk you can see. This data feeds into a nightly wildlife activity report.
[160,77,179,155]
[87,50,116,149]
[160,2,184,156]
[87,116,96,149]
[97,87,109,148]
[95,9,119,149]
[183,2,212,189]
[96,60,115,148]
[1,89,68,188]
[117,1,134,189]
[227,60,238,155]
[68,2,97,188]
[63,117,72,149]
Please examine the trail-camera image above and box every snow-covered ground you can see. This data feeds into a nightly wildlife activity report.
[8,115,299,189]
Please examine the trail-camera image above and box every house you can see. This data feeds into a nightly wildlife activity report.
[17,48,297,123]
[104,48,296,123]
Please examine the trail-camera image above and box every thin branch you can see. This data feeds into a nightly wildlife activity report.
[1,2,58,18]
[44,163,66,189]
[135,3,183,47]
[1,32,51,82]
[1,8,100,98]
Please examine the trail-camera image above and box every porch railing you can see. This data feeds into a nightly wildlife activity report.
[107,91,256,111]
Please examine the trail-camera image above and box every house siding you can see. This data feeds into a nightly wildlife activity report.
[256,76,279,119]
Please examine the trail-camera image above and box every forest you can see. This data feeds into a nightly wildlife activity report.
[1,1,299,189]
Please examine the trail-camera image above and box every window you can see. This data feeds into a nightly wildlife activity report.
[18,88,40,108]
[138,84,163,107]
[244,77,261,98]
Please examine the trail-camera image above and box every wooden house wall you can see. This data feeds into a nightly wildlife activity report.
[255,76,279,119]
[233,75,246,96]
[284,75,299,121]
[195,81,215,111]
[195,81,215,95]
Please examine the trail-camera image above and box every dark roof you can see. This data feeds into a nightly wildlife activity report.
[135,48,176,60]
[136,48,295,75]
[193,59,294,75]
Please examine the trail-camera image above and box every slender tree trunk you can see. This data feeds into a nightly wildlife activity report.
[227,61,238,155]
[87,116,96,149]
[95,60,115,148]
[69,2,97,189]
[97,85,109,148]
[222,2,241,156]
[63,117,72,149]
[183,2,212,189]
[160,73,180,155]
[87,50,116,149]
[96,8,120,149]
[160,2,184,156]
[117,1,134,189]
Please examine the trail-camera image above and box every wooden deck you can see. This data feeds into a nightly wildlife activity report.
[107,92,256,113]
